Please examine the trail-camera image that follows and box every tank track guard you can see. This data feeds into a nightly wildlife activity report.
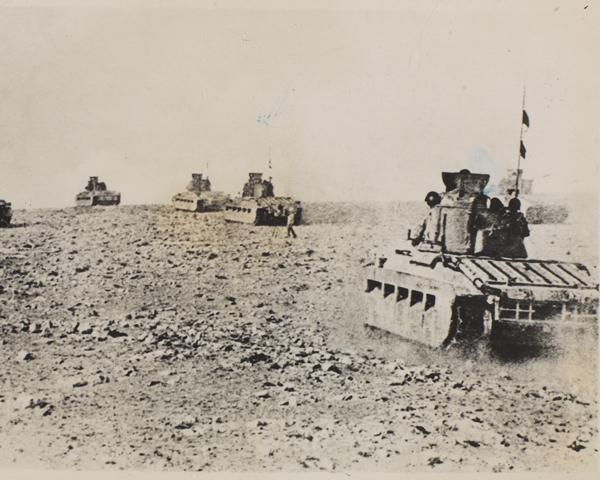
[365,251,598,348]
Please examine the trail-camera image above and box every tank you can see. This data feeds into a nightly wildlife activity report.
[172,174,230,212]
[498,169,569,224]
[0,199,12,227]
[75,177,121,207]
[223,173,302,226]
[365,170,598,348]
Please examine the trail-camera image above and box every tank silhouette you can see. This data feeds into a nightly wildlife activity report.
[223,173,302,226]
[75,177,121,207]
[498,169,569,224]
[365,170,597,348]
[172,174,230,212]
[0,199,12,228]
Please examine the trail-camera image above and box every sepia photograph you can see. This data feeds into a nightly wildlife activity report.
[0,0,598,477]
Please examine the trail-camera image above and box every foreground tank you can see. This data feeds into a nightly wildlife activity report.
[498,169,569,224]
[172,174,229,212]
[223,173,302,226]
[365,170,598,348]
[76,177,121,207]
[0,199,12,227]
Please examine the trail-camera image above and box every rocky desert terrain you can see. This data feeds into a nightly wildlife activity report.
[0,199,597,473]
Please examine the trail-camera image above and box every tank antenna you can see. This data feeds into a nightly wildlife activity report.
[515,85,527,198]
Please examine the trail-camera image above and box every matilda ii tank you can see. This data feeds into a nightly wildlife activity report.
[365,170,597,348]
[223,173,302,226]
[498,169,569,224]
[76,177,120,206]
[0,199,12,227]
[172,174,229,212]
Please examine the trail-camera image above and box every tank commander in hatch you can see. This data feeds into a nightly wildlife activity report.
[409,191,442,246]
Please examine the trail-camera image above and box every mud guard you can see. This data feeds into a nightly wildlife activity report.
[366,281,457,347]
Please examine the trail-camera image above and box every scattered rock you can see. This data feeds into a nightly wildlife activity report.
[79,322,93,335]
[0,204,595,472]
[107,329,127,338]
[17,350,34,362]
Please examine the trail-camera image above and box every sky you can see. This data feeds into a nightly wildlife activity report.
[0,0,598,208]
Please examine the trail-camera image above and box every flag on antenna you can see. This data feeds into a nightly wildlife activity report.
[520,141,527,159]
[522,110,530,128]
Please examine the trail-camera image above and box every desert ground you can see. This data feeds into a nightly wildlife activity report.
[0,198,597,473]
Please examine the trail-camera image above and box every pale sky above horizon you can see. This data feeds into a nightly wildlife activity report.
[0,0,598,209]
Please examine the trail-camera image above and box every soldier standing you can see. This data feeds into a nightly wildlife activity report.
[286,207,297,238]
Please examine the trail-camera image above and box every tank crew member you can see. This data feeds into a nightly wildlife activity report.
[263,177,275,197]
[475,197,505,257]
[286,207,297,238]
[498,198,530,258]
[410,191,441,246]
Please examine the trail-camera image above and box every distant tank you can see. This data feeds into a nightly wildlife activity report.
[172,174,230,212]
[223,173,302,226]
[0,199,12,227]
[365,170,597,348]
[75,177,121,206]
[498,169,569,224]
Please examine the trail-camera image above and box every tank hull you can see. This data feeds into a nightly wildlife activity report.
[75,192,121,207]
[525,203,569,224]
[366,266,459,347]
[223,198,302,226]
[172,191,229,212]
[365,251,598,348]
[0,200,12,228]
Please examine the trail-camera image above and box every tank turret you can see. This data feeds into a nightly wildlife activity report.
[85,176,107,192]
[498,169,533,197]
[186,174,212,193]
[241,173,275,198]
[497,169,568,224]
[412,170,490,255]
